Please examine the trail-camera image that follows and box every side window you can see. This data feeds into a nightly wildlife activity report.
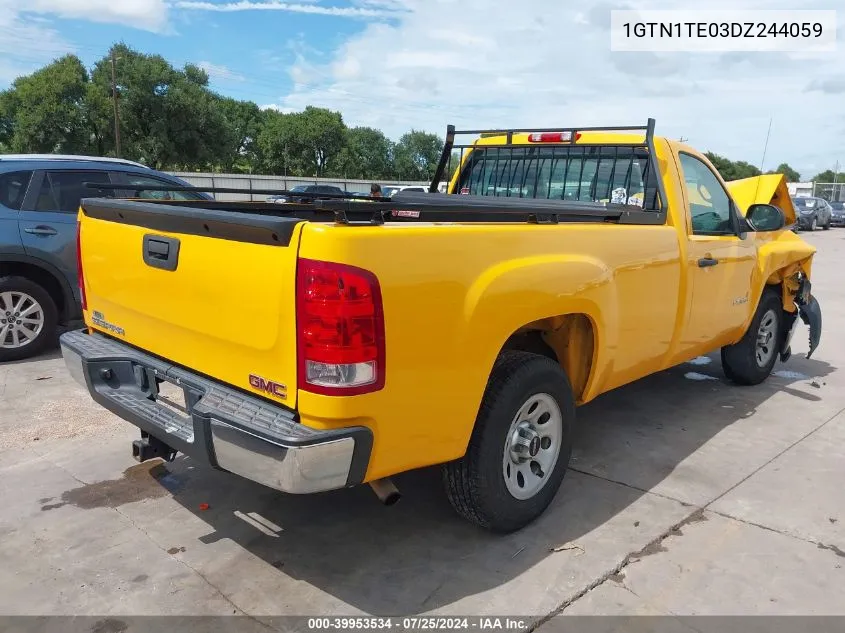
[36,171,111,213]
[0,170,33,210]
[678,154,735,235]
[122,174,204,201]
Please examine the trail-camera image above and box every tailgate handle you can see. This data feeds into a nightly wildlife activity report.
[143,235,180,271]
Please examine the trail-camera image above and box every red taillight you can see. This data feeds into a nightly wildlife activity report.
[76,222,86,311]
[296,258,385,396]
[527,132,581,143]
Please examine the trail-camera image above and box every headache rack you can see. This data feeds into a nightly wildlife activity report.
[426,118,668,221]
[83,119,667,227]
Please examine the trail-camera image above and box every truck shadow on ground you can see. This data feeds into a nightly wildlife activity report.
[150,353,834,615]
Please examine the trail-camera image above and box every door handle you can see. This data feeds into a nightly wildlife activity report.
[698,257,719,268]
[23,226,58,236]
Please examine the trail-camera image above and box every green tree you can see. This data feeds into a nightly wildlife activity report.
[393,130,444,180]
[257,109,308,175]
[704,152,761,181]
[0,89,17,149]
[332,126,393,179]
[811,169,845,182]
[89,44,231,169]
[2,55,91,153]
[298,106,346,176]
[732,161,762,180]
[218,97,263,172]
[766,163,801,182]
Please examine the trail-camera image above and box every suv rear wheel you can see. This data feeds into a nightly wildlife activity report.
[0,276,58,362]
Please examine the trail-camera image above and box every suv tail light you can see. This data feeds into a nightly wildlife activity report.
[296,258,385,396]
[76,222,87,311]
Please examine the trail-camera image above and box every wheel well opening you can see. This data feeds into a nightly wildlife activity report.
[0,262,67,322]
[502,313,596,402]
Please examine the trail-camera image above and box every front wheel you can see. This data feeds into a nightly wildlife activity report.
[810,217,817,231]
[442,351,574,533]
[721,289,783,386]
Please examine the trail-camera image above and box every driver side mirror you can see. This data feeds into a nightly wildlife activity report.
[745,204,786,232]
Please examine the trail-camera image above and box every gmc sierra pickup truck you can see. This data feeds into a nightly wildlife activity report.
[60,119,822,533]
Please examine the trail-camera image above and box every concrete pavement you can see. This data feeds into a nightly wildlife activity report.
[0,230,842,626]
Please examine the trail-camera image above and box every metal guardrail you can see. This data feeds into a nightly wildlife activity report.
[167,172,430,202]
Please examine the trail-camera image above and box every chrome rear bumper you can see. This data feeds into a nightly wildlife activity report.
[60,329,372,494]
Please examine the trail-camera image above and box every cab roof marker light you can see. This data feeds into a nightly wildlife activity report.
[527,132,581,143]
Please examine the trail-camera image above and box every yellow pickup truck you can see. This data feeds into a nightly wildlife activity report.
[60,119,822,533]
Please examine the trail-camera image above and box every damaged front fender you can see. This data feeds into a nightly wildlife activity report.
[798,295,822,360]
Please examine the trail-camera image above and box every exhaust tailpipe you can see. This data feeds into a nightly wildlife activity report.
[369,478,401,506]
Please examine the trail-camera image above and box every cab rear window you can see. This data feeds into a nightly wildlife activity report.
[455,146,661,210]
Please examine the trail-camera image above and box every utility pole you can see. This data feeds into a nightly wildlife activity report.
[834,160,841,202]
[110,52,122,157]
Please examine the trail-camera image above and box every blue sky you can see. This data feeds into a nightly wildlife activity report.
[0,1,378,110]
[1,0,844,179]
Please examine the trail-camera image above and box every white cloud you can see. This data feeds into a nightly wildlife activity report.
[262,0,843,178]
[175,0,399,18]
[0,2,76,84]
[0,0,173,86]
[259,103,298,113]
[198,61,246,82]
[23,0,169,32]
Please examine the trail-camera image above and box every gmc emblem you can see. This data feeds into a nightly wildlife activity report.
[249,374,287,399]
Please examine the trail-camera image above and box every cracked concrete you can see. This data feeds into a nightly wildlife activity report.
[1,231,843,624]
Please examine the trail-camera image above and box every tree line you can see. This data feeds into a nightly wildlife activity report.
[0,44,444,181]
[0,43,836,185]
[704,153,804,183]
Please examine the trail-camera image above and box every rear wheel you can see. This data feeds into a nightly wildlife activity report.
[809,217,817,231]
[0,276,58,362]
[721,289,782,386]
[442,351,574,533]
[823,216,831,230]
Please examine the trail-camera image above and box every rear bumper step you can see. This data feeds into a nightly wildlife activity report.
[60,329,372,494]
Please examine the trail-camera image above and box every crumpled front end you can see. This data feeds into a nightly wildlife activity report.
[728,172,822,361]
[778,261,822,360]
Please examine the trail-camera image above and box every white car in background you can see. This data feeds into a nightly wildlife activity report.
[381,184,428,197]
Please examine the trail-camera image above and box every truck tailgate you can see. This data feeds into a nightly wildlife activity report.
[78,199,304,407]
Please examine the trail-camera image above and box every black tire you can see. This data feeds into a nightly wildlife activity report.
[0,276,58,362]
[721,288,782,386]
[809,217,817,231]
[823,217,831,230]
[442,351,575,533]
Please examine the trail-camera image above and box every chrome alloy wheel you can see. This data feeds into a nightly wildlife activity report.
[0,291,45,349]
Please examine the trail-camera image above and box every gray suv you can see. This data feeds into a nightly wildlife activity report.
[0,155,207,361]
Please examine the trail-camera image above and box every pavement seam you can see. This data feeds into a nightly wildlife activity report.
[525,507,706,631]
[707,404,845,507]
[110,504,278,630]
[708,509,845,557]
[539,404,845,626]
[568,467,692,505]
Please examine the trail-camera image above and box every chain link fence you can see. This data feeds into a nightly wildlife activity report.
[168,172,430,201]
[811,182,845,202]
